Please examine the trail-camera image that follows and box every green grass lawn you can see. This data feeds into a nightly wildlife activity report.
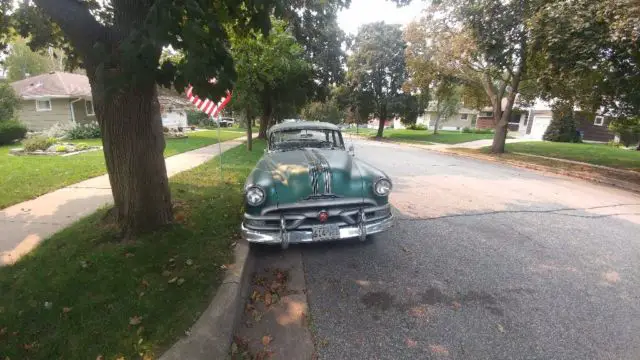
[344,128,496,144]
[501,141,640,171]
[0,130,245,209]
[0,140,266,360]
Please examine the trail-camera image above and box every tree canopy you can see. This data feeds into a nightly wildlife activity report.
[347,22,407,138]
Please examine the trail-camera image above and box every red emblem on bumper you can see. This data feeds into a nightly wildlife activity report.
[318,211,329,223]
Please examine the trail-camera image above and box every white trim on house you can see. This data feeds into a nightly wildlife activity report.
[35,99,52,112]
[85,99,95,116]
[594,115,604,126]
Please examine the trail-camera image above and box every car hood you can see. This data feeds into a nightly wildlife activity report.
[245,148,388,212]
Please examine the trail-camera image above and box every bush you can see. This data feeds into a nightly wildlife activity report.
[23,136,56,152]
[407,123,427,130]
[163,126,169,133]
[44,122,73,139]
[461,127,472,133]
[187,110,209,126]
[607,140,622,148]
[473,128,494,134]
[66,122,101,139]
[55,145,68,152]
[0,120,28,145]
[75,142,90,151]
[544,102,582,142]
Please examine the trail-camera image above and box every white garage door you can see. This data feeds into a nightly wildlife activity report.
[530,116,551,140]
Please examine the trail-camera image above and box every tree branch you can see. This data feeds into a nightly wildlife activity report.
[32,0,113,56]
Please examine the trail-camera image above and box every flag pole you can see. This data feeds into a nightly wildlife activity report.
[216,114,223,181]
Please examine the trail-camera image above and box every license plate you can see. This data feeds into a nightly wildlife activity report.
[311,224,340,241]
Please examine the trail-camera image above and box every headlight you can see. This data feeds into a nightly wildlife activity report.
[373,178,392,196]
[245,186,265,206]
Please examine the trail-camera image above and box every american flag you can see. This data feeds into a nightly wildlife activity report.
[185,81,232,117]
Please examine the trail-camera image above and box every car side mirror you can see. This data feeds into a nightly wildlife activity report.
[348,145,355,156]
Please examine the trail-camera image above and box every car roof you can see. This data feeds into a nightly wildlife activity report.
[267,121,340,136]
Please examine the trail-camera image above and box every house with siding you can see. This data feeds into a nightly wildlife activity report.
[476,98,616,142]
[393,101,478,130]
[10,72,94,131]
[11,72,189,131]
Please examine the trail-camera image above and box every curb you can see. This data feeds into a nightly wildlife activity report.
[433,147,640,195]
[160,240,254,360]
[358,138,640,195]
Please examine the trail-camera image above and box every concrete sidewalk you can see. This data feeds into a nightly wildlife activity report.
[0,136,249,266]
[429,137,537,149]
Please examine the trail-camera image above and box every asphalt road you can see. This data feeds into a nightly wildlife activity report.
[251,139,640,360]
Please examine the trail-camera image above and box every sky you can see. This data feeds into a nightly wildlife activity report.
[337,0,428,35]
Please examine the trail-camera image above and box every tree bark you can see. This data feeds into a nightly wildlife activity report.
[375,103,387,138]
[258,94,272,139]
[89,74,173,235]
[246,106,253,151]
[433,114,441,135]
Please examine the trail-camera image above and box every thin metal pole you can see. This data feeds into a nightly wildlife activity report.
[216,114,223,181]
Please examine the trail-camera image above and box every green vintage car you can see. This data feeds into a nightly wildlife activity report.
[241,121,394,248]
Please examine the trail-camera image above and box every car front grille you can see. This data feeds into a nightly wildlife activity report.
[244,198,390,231]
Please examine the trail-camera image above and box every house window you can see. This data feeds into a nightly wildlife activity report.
[85,100,95,116]
[594,115,604,126]
[460,114,468,120]
[35,99,52,112]
[480,111,493,117]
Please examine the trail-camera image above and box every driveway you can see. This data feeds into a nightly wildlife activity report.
[242,138,640,360]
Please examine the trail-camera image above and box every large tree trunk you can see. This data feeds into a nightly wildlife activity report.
[91,77,173,235]
[258,94,272,139]
[433,114,441,135]
[246,106,253,151]
[375,104,387,138]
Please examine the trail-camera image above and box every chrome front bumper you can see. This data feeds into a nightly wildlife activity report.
[241,214,394,247]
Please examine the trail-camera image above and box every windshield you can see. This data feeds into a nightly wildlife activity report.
[269,129,344,151]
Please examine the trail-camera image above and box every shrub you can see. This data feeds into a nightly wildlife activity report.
[190,125,196,131]
[44,122,73,139]
[407,123,427,130]
[544,102,581,142]
[55,145,68,152]
[163,126,169,133]
[66,122,101,139]
[473,128,494,134]
[461,127,472,133]
[607,140,622,148]
[0,120,28,145]
[23,136,56,152]
[187,110,209,125]
[75,142,90,151]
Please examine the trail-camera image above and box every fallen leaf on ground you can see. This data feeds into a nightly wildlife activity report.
[62,307,72,313]
[141,279,149,288]
[401,246,409,252]
[497,324,505,333]
[125,252,134,258]
[129,316,142,326]
[451,301,462,311]
[162,270,172,277]
[186,259,194,266]
[0,327,7,336]
[261,335,273,346]
[96,355,105,360]
[168,277,178,284]
[255,350,273,360]
[177,278,185,286]
[23,343,34,350]
[405,338,418,348]
[264,292,272,306]
[250,290,261,302]
[252,310,263,322]
[429,344,450,355]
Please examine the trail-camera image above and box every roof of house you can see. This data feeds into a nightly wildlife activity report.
[10,71,92,99]
[268,120,339,135]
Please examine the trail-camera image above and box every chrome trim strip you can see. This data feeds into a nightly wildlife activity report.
[260,198,377,216]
